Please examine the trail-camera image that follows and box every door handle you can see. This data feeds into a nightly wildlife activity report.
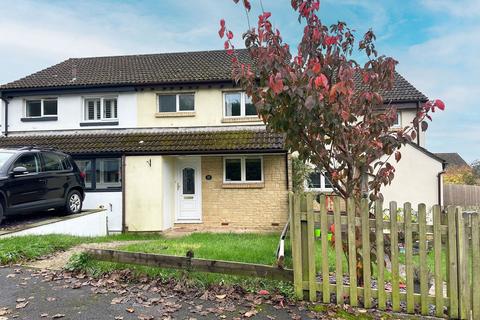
[38,179,47,184]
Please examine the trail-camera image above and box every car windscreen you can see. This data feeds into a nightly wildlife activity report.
[0,151,14,169]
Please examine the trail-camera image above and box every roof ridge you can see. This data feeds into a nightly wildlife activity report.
[67,48,249,60]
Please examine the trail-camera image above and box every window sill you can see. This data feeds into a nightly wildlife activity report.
[155,112,196,118]
[221,116,261,123]
[222,182,264,189]
[21,116,58,122]
[80,121,119,127]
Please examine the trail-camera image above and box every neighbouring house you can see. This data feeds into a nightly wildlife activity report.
[0,49,444,233]
[435,152,469,169]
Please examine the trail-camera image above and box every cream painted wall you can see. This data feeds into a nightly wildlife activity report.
[162,157,175,229]
[379,143,443,210]
[125,155,165,231]
[136,88,262,127]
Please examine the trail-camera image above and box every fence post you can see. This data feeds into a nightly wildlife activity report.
[433,205,444,317]
[390,201,400,312]
[347,198,357,307]
[418,203,428,316]
[292,194,303,299]
[361,198,372,309]
[300,195,310,300]
[375,200,386,310]
[471,211,480,320]
[306,193,317,301]
[333,197,344,304]
[456,207,470,319]
[404,202,414,314]
[319,194,330,303]
[447,206,459,319]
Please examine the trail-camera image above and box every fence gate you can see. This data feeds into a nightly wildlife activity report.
[289,193,480,319]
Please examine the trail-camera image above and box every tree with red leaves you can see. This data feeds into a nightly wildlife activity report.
[219,0,445,204]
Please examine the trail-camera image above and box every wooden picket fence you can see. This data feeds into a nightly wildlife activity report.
[289,193,480,319]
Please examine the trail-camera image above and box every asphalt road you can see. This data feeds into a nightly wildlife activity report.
[0,267,309,320]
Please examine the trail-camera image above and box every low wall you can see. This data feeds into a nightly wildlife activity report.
[0,210,107,239]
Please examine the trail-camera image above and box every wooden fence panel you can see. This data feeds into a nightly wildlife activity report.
[444,183,480,207]
[289,195,479,319]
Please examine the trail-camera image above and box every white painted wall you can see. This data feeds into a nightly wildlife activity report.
[0,211,108,238]
[399,109,426,148]
[5,92,137,132]
[378,143,443,211]
[83,191,123,233]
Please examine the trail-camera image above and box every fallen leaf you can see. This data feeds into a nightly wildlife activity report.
[258,290,270,295]
[15,301,29,309]
[52,314,65,319]
[40,313,48,317]
[244,309,258,318]
[215,294,226,300]
[138,315,154,320]
[126,307,135,313]
[114,316,123,320]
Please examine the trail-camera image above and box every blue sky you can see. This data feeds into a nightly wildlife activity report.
[0,0,478,161]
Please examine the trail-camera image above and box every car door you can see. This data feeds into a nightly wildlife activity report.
[41,152,70,205]
[5,152,45,210]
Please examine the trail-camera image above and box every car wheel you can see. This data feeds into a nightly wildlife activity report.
[65,190,83,215]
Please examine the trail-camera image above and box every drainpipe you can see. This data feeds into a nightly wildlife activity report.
[0,94,9,136]
[416,101,421,146]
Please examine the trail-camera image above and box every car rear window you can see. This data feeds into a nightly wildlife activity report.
[0,152,14,168]
[43,152,65,171]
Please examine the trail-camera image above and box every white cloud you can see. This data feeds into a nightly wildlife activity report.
[421,0,480,18]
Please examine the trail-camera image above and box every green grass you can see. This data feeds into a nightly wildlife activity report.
[0,233,158,265]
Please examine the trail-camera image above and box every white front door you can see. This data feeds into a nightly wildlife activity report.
[176,157,202,222]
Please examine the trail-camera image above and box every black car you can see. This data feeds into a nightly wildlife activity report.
[0,147,85,224]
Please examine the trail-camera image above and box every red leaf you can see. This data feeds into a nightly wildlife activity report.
[434,99,445,110]
[269,74,284,94]
[312,62,321,74]
[243,0,251,11]
[340,110,349,121]
[258,289,270,295]
[395,151,401,162]
[218,20,226,38]
[226,30,234,40]
[324,35,338,46]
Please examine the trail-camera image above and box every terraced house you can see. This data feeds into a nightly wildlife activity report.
[0,50,444,233]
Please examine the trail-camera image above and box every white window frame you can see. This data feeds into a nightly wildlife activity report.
[157,93,195,113]
[83,96,118,122]
[223,91,257,118]
[392,111,401,128]
[24,98,58,118]
[223,156,263,183]
[305,170,334,192]
[96,158,121,189]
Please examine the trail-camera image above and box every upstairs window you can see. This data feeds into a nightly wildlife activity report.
[158,93,195,113]
[224,92,256,117]
[224,156,263,183]
[84,97,118,121]
[25,98,57,118]
[307,170,333,191]
[392,111,401,128]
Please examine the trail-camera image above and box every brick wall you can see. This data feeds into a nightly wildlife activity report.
[174,154,289,232]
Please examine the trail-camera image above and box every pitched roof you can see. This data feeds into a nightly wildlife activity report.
[0,127,285,155]
[1,49,428,102]
[434,153,469,168]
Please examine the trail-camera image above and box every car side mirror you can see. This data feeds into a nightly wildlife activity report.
[12,166,28,175]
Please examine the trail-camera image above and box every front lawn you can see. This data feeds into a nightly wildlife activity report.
[0,233,158,265]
